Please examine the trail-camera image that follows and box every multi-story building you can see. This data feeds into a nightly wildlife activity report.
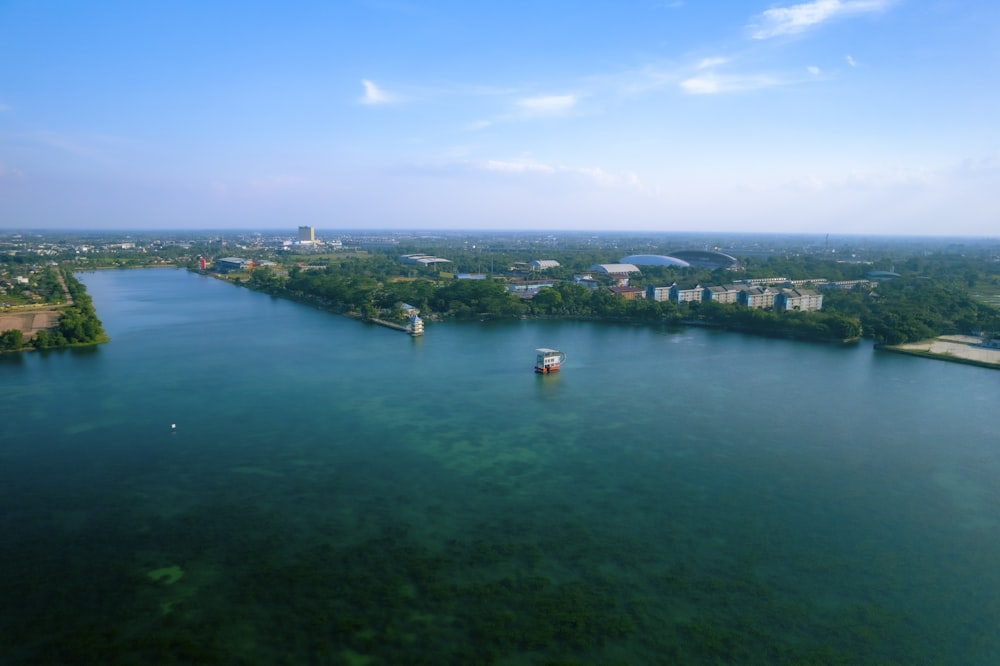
[298,226,315,243]
[775,287,823,312]
[646,285,671,302]
[738,286,776,309]
[702,284,741,304]
[669,283,703,304]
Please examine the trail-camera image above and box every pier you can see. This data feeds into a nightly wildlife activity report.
[370,318,407,332]
[370,316,424,336]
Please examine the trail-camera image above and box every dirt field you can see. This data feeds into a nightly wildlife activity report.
[0,310,61,339]
[0,270,72,340]
[889,335,1000,368]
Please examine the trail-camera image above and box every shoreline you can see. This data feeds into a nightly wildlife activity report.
[206,269,995,367]
[879,335,1000,370]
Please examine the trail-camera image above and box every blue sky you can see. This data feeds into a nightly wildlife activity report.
[1,0,997,235]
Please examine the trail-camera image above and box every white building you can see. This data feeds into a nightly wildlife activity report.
[776,287,823,312]
[589,263,640,276]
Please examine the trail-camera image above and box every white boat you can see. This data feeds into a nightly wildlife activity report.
[534,348,566,373]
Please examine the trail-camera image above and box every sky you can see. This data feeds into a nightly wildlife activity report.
[0,0,998,235]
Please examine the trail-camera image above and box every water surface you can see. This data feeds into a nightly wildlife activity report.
[1,268,997,664]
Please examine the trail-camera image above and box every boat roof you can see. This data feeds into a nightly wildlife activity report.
[536,348,561,353]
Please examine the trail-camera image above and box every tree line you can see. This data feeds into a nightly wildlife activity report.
[243,249,1000,345]
[1,270,108,351]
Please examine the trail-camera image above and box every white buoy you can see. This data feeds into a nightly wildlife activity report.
[171,423,176,430]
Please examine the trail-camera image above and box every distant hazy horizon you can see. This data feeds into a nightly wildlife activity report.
[1,2,997,235]
[3,227,1000,241]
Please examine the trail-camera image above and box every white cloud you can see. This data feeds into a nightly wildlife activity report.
[359,79,395,105]
[679,74,780,95]
[479,159,644,190]
[748,0,891,40]
[483,159,556,174]
[846,54,858,67]
[516,94,577,116]
[783,166,936,192]
[807,65,821,76]
[680,77,721,95]
[463,120,493,131]
[697,57,729,70]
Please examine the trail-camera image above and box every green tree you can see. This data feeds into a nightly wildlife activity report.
[0,328,24,351]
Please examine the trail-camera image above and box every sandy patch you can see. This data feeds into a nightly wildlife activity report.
[891,335,1000,365]
[0,310,61,339]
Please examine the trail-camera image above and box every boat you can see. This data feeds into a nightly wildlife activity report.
[534,348,566,373]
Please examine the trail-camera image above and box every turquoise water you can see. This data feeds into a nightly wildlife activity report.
[1,268,998,664]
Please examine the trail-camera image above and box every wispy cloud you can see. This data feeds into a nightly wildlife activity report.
[483,159,556,175]
[956,154,1000,178]
[845,54,858,67]
[31,131,107,160]
[516,94,577,116]
[679,73,781,95]
[697,57,729,70]
[359,79,395,105]
[0,102,11,112]
[614,52,798,97]
[480,158,644,189]
[783,166,935,192]
[807,66,821,76]
[748,0,891,40]
[463,120,493,131]
[679,77,721,95]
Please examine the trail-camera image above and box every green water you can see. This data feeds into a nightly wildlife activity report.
[1,268,998,664]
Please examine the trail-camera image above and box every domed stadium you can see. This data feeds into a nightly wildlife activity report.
[663,250,739,270]
[619,254,690,268]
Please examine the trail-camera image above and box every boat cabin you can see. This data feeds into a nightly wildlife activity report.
[534,348,566,373]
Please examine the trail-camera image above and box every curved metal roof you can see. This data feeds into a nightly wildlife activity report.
[619,254,690,267]
[665,250,739,269]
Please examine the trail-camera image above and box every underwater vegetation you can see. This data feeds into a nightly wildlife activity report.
[0,493,954,665]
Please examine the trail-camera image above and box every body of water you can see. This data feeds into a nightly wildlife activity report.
[1,268,998,664]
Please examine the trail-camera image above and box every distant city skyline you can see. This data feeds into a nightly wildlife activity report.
[1,1,997,236]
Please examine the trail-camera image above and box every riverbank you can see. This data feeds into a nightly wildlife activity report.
[880,335,1000,370]
[0,266,73,341]
[0,270,107,352]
